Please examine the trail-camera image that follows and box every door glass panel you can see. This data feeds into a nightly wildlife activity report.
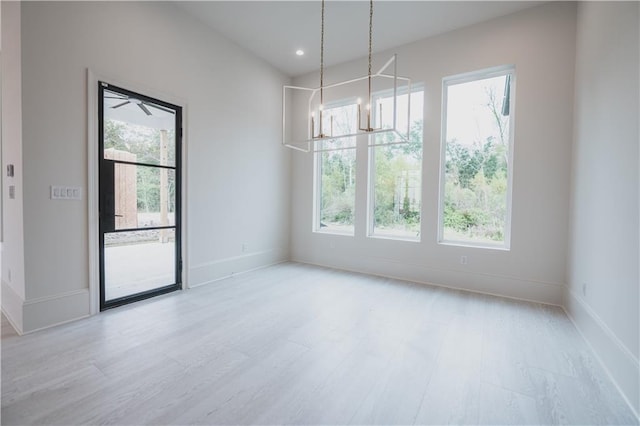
[100,82,181,310]
[103,88,176,167]
[104,229,176,301]
[110,162,176,230]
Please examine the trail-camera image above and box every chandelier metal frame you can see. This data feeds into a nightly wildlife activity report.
[282,0,413,153]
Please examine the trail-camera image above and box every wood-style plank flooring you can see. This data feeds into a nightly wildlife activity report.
[2,262,637,425]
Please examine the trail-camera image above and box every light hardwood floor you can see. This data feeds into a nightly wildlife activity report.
[2,262,637,425]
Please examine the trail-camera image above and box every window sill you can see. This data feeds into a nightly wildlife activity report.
[313,229,354,237]
[438,240,510,251]
[368,234,420,243]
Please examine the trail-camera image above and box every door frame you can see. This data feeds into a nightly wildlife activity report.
[98,82,182,310]
[87,69,189,315]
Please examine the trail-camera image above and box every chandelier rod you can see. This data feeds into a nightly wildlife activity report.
[368,0,373,101]
[359,0,381,132]
[320,0,325,109]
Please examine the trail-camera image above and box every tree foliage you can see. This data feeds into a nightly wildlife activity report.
[443,83,510,243]
[371,121,423,236]
[320,148,356,226]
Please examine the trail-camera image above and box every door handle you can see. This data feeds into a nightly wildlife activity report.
[114,214,124,217]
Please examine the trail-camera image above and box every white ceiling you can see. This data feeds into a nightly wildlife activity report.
[176,1,544,77]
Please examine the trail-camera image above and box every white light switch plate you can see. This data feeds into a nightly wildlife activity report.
[51,186,82,200]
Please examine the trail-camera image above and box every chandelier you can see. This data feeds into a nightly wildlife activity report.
[283,0,413,152]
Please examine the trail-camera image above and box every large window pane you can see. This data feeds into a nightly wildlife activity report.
[315,102,358,235]
[370,90,424,240]
[440,69,514,247]
[317,146,356,234]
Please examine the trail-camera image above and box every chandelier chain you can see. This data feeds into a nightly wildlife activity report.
[320,0,325,106]
[368,0,373,79]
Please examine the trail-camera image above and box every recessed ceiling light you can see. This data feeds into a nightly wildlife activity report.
[295,49,304,56]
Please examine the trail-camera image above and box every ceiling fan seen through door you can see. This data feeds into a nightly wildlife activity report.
[105,94,175,116]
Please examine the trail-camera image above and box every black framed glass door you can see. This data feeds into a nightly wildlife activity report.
[98,82,182,311]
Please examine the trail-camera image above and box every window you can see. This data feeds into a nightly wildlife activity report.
[369,89,424,240]
[314,103,358,234]
[439,66,514,248]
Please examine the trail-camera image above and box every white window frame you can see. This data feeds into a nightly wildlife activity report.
[437,65,516,250]
[367,85,424,242]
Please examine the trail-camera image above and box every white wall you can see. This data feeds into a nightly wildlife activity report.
[14,1,290,332]
[1,1,26,332]
[290,2,576,305]
[566,1,639,416]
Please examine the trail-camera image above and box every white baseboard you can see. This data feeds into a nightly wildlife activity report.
[2,283,91,335]
[21,289,90,334]
[4,249,286,334]
[291,255,563,306]
[189,248,288,288]
[563,286,640,419]
[1,279,24,334]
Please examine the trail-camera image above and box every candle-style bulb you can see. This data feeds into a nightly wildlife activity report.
[357,98,362,105]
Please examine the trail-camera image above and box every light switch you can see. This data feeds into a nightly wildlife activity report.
[51,185,82,200]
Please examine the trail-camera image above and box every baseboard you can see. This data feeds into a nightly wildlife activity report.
[1,280,24,334]
[21,289,90,334]
[563,286,640,419]
[291,255,563,306]
[189,248,288,288]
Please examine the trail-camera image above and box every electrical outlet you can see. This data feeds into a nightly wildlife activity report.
[241,243,248,252]
[582,282,587,297]
[460,255,468,265]
[329,242,335,249]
